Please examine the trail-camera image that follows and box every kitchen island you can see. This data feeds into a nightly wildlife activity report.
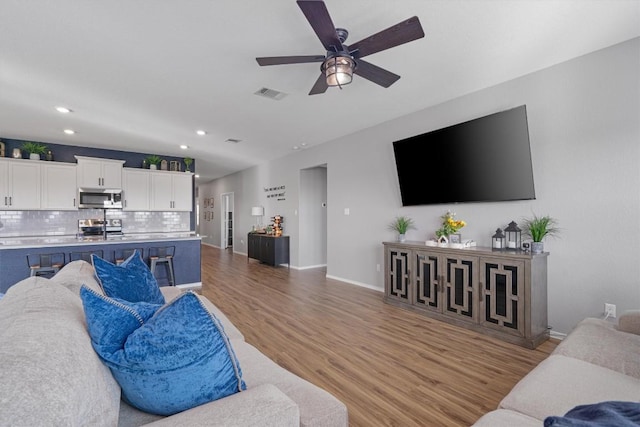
[0,233,201,293]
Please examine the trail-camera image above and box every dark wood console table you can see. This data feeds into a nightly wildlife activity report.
[248,233,290,267]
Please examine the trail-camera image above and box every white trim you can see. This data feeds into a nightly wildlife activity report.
[550,330,566,340]
[297,264,327,270]
[202,242,220,248]
[325,274,383,292]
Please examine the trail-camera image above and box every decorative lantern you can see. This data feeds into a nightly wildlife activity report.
[492,228,505,250]
[504,221,522,250]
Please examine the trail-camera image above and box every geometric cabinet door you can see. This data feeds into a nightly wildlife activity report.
[480,258,525,336]
[442,255,478,323]
[384,246,411,304]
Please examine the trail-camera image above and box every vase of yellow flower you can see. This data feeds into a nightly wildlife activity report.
[435,211,466,246]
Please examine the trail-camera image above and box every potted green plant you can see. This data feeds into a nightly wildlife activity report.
[145,155,162,170]
[21,142,48,160]
[388,216,415,242]
[183,157,193,172]
[522,214,559,254]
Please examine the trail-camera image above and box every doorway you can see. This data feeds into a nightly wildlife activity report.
[221,192,234,249]
[299,165,327,268]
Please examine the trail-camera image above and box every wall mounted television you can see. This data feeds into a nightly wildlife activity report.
[392,105,536,206]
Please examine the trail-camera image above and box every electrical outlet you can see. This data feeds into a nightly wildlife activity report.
[376,263,381,272]
[604,303,616,318]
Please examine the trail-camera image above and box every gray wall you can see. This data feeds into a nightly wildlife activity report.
[198,38,640,335]
[299,166,327,268]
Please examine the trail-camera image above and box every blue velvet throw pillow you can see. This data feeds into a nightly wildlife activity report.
[92,250,165,305]
[80,286,246,416]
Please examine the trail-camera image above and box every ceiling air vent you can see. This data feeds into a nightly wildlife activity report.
[225,138,241,144]
[254,87,287,100]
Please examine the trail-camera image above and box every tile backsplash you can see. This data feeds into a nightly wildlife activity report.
[0,210,191,237]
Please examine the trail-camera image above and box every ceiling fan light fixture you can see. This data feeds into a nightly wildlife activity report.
[323,55,354,87]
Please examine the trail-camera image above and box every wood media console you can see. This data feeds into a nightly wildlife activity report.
[383,241,549,349]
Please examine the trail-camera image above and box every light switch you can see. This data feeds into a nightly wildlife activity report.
[344,208,350,215]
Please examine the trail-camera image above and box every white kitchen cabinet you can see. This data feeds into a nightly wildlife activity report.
[75,156,124,188]
[122,168,150,211]
[41,162,77,210]
[0,158,41,210]
[150,171,193,211]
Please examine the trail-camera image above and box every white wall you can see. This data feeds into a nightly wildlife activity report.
[198,38,640,334]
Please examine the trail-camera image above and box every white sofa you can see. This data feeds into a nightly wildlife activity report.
[0,260,348,426]
[473,311,640,426]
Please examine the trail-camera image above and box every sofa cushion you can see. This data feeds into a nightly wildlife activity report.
[92,250,165,305]
[80,287,246,416]
[122,384,300,427]
[618,310,640,336]
[500,355,640,421]
[472,409,542,427]
[50,259,104,295]
[0,276,120,426]
[231,340,349,427]
[552,318,640,379]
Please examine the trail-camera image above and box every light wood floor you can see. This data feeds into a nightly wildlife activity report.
[200,245,557,426]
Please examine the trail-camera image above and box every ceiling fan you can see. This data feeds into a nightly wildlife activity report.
[256,0,425,95]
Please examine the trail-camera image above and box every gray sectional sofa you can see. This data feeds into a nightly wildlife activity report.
[0,260,348,426]
[473,310,640,426]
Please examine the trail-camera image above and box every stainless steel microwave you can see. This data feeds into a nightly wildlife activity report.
[77,188,123,209]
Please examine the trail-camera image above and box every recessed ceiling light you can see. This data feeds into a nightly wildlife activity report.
[292,146,300,150]
[63,129,75,135]
[300,142,307,147]
[180,145,188,150]
[196,130,206,136]
[56,106,72,113]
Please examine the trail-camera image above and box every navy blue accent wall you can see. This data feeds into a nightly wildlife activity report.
[1,137,197,228]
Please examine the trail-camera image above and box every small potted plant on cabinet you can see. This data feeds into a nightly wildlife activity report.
[388,216,415,242]
[21,142,48,160]
[145,155,162,170]
[183,157,193,172]
[522,213,560,254]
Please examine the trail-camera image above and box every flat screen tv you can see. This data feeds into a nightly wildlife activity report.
[392,105,536,206]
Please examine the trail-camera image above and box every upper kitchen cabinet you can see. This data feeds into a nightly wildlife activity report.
[122,168,150,211]
[150,171,193,211]
[0,158,41,210]
[41,162,77,210]
[75,156,124,188]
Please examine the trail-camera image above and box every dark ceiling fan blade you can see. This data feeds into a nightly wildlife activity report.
[297,0,344,52]
[353,59,400,88]
[348,16,424,58]
[309,73,329,95]
[256,55,326,66]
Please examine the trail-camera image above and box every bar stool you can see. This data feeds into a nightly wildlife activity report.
[114,248,142,265]
[69,250,104,263]
[27,253,65,277]
[148,246,175,286]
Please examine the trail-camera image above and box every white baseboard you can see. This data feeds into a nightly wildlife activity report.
[297,264,327,270]
[549,330,566,340]
[201,242,220,248]
[325,274,383,292]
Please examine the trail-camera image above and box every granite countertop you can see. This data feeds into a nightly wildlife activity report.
[0,232,202,249]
